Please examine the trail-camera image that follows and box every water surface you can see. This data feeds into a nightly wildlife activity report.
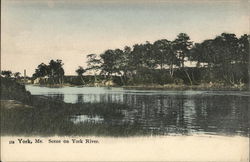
[25,85,250,136]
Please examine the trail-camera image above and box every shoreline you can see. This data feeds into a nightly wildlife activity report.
[122,84,249,91]
[27,83,249,91]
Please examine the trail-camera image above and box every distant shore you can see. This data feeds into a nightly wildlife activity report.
[28,82,249,91]
[123,83,248,91]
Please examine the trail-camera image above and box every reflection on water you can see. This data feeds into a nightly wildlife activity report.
[26,85,250,136]
[70,115,104,124]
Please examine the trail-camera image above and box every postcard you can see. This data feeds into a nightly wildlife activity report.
[1,0,249,161]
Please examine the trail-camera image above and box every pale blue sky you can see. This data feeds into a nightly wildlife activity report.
[2,0,249,75]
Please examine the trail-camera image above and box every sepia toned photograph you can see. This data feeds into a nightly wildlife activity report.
[1,0,249,161]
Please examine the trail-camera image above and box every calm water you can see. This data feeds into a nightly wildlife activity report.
[25,85,250,136]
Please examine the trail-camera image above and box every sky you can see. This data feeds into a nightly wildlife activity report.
[1,0,249,76]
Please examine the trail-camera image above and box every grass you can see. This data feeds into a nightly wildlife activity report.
[123,83,248,91]
[0,100,148,136]
[1,77,145,136]
[29,82,248,91]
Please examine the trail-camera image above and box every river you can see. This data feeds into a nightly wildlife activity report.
[25,85,250,136]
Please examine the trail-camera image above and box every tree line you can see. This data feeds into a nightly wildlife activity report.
[85,33,249,85]
[2,32,248,86]
[1,70,21,79]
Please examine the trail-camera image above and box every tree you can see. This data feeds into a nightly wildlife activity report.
[130,42,156,84]
[82,32,249,86]
[173,33,192,68]
[14,72,21,79]
[99,49,117,78]
[190,33,248,84]
[238,34,249,64]
[238,34,250,85]
[143,41,156,69]
[48,59,65,84]
[130,43,149,83]
[153,39,178,77]
[1,70,12,78]
[75,66,86,84]
[173,33,193,84]
[212,33,239,65]
[86,54,101,72]
[189,40,214,66]
[112,48,130,85]
[210,33,240,84]
[130,44,144,72]
[32,59,65,84]
[33,63,49,78]
[120,46,132,84]
[86,54,102,83]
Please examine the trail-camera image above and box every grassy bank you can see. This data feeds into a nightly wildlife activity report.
[30,82,248,91]
[123,83,248,91]
[1,77,146,136]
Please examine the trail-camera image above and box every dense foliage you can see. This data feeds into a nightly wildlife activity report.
[14,32,248,86]
[32,59,65,84]
[86,33,249,85]
[1,70,13,78]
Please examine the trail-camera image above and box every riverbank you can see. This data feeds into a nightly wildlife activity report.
[1,100,33,109]
[123,83,249,91]
[30,82,249,91]
[0,77,137,136]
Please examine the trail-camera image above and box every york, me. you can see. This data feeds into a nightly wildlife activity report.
[17,139,33,144]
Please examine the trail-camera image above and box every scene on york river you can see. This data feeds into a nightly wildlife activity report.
[1,33,249,136]
[1,0,249,137]
[1,30,249,136]
[26,85,250,136]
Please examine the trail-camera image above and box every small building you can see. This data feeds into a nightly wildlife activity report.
[33,76,49,84]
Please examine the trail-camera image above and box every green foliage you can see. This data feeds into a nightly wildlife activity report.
[86,54,101,72]
[83,32,249,86]
[29,33,249,86]
[33,59,65,84]
[75,66,86,76]
[0,77,32,103]
[14,72,21,78]
[173,33,193,68]
[1,70,12,78]
[190,33,249,84]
